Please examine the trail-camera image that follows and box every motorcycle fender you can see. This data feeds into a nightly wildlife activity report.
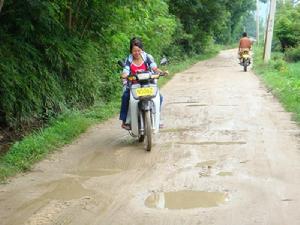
[127,92,139,136]
[139,101,152,111]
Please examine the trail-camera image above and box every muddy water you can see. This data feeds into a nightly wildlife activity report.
[145,191,228,209]
[217,172,233,176]
[196,160,217,167]
[39,178,93,201]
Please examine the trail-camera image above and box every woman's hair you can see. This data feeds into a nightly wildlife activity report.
[130,37,143,53]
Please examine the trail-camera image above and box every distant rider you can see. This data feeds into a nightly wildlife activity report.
[238,32,252,63]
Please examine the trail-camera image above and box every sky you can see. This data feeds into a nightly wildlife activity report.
[259,1,269,23]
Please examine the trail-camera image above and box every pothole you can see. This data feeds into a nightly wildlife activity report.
[186,104,208,107]
[196,160,217,167]
[145,191,228,209]
[38,178,94,201]
[217,172,233,176]
[69,169,122,177]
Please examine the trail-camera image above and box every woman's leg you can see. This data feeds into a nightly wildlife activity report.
[119,88,130,123]
[159,94,164,128]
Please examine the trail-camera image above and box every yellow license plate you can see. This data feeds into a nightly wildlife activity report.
[136,87,154,97]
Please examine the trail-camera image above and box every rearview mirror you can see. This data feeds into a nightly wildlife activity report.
[117,60,125,68]
[160,56,168,66]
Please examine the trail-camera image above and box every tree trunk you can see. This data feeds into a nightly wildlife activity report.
[0,0,4,14]
[263,0,276,63]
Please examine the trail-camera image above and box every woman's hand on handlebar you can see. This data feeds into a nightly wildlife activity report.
[159,70,169,76]
[121,73,128,79]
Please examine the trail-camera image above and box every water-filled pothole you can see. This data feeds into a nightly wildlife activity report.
[217,172,233,176]
[196,160,217,167]
[145,191,228,209]
[38,178,94,201]
[186,104,208,107]
[69,169,122,177]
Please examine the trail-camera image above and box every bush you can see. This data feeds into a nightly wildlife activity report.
[270,58,288,73]
[285,46,300,62]
[267,52,288,72]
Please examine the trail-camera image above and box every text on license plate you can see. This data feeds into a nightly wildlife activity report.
[136,87,154,97]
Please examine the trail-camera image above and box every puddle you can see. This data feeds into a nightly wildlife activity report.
[10,178,94,225]
[145,191,228,209]
[69,169,121,177]
[17,178,93,213]
[196,160,217,167]
[41,178,93,201]
[217,172,233,176]
[186,104,208,107]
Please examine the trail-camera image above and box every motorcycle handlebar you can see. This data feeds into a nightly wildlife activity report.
[120,72,165,80]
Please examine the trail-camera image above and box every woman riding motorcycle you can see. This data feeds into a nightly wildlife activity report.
[119,37,167,130]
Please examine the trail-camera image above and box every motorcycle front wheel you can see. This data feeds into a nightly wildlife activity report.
[243,59,248,72]
[144,110,152,151]
[138,135,144,142]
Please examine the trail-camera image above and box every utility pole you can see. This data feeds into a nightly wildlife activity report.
[263,0,277,63]
[256,0,260,45]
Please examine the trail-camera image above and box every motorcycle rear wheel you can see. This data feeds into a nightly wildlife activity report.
[144,111,152,151]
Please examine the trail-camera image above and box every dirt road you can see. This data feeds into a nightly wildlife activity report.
[1,49,300,225]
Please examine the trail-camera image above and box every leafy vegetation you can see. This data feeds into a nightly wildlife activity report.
[253,47,300,123]
[275,2,300,61]
[0,0,176,128]
[168,0,256,54]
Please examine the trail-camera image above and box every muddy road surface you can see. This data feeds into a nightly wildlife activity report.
[1,49,300,225]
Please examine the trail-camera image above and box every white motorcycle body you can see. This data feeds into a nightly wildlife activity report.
[126,83,161,136]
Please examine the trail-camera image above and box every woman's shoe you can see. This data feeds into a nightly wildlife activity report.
[121,123,131,130]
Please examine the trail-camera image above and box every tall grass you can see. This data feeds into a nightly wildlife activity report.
[253,47,300,122]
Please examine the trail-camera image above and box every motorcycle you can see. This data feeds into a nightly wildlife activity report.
[240,50,251,72]
[118,59,167,151]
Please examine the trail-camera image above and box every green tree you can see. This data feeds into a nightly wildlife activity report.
[168,0,256,54]
[0,0,177,128]
[275,2,300,51]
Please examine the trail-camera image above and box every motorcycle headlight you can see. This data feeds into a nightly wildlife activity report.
[137,73,151,80]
